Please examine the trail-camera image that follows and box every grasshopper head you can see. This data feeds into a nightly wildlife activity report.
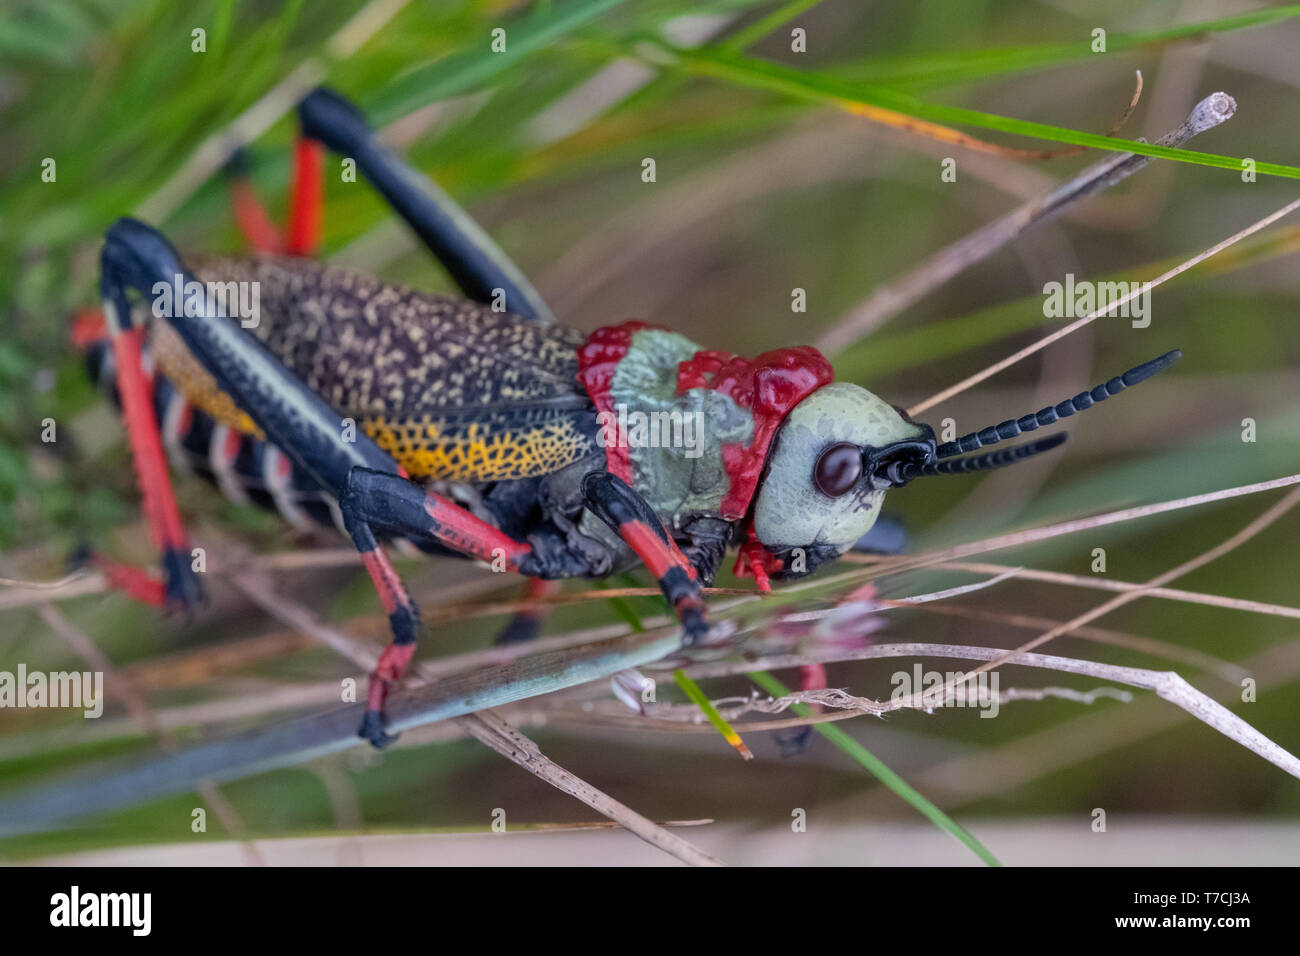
[745,349,1181,581]
[751,383,934,577]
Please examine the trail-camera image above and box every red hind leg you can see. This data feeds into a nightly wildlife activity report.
[223,134,326,257]
[70,314,179,609]
[104,314,204,613]
[225,149,283,254]
[286,137,324,256]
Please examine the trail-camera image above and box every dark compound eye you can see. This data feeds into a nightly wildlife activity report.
[813,442,863,497]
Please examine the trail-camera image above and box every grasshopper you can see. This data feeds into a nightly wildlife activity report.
[84,87,1177,747]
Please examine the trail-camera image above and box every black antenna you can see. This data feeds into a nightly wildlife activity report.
[935,350,1181,459]
[893,433,1067,484]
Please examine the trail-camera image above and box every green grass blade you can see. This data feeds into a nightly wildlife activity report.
[747,670,1002,866]
[720,0,825,53]
[366,0,629,125]
[673,670,754,759]
[604,596,647,632]
[842,5,1300,90]
[655,45,1300,181]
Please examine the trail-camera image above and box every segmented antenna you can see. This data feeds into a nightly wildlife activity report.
[935,350,1181,459]
[897,433,1068,482]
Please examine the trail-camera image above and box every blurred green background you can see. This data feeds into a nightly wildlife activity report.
[2,0,1299,864]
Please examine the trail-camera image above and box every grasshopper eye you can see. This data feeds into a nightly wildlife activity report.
[813,442,863,497]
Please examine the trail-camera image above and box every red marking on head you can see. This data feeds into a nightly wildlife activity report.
[578,323,833,587]
[676,345,832,519]
[578,324,832,519]
[693,346,833,587]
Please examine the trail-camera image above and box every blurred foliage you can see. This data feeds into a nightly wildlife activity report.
[2,0,1300,861]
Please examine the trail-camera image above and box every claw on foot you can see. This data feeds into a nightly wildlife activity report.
[161,546,205,617]
[77,549,168,609]
[777,726,816,757]
[358,709,398,749]
[360,643,416,749]
[776,662,827,757]
[676,598,710,647]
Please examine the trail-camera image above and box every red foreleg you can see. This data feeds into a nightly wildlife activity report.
[580,472,708,644]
